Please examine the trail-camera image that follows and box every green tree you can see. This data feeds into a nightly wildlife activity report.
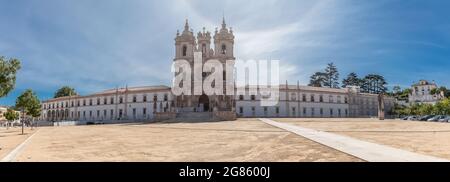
[392,86,401,94]
[308,72,326,87]
[430,88,438,95]
[438,86,450,98]
[342,72,362,88]
[323,62,340,88]
[0,56,21,98]
[3,109,19,130]
[361,74,388,94]
[15,89,41,134]
[418,104,434,115]
[54,86,77,98]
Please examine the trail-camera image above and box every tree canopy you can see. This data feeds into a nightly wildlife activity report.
[15,89,41,117]
[308,72,326,87]
[342,72,362,88]
[361,74,388,94]
[0,56,21,98]
[54,86,77,98]
[308,63,388,94]
[3,108,19,121]
[393,98,450,116]
[308,62,340,88]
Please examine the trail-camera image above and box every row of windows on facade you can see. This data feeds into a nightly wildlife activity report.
[48,108,150,119]
[44,94,169,110]
[413,86,432,92]
[238,94,349,103]
[238,106,349,116]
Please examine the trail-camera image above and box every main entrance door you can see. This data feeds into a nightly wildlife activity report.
[199,94,210,112]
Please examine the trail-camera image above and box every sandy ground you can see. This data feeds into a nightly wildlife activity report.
[273,118,450,160]
[10,118,361,162]
[0,127,37,159]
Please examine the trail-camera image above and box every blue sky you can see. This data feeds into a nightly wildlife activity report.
[0,0,449,106]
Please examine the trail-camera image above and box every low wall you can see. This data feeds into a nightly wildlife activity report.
[154,112,176,121]
[53,121,87,126]
[213,111,237,121]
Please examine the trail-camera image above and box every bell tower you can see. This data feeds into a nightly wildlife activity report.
[213,17,235,59]
[197,27,212,58]
[175,19,196,60]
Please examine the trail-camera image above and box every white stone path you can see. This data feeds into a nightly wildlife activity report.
[1,129,40,162]
[259,118,449,162]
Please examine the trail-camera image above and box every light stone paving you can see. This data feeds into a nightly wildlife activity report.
[1,129,40,162]
[259,118,449,162]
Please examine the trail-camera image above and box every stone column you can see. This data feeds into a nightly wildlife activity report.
[378,94,385,120]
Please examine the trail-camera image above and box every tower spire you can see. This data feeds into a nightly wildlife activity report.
[184,19,189,31]
[222,15,226,29]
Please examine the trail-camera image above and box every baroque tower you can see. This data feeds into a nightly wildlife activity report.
[173,18,235,114]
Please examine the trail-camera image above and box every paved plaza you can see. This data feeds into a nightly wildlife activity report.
[1,118,450,162]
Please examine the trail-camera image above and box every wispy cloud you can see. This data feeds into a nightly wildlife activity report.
[1,0,450,105]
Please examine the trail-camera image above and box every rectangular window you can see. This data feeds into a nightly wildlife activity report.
[239,107,243,114]
[330,109,333,116]
[97,110,100,117]
[302,94,307,102]
[119,97,123,104]
[133,96,137,103]
[143,95,147,102]
[319,95,323,102]
[311,108,315,116]
[104,98,107,105]
[320,108,323,116]
[104,110,107,117]
[239,95,244,100]
[89,99,92,106]
[303,108,306,115]
[143,108,147,115]
[110,97,114,104]
[251,95,256,101]
[275,107,279,114]
[164,94,168,101]
[110,110,114,118]
[311,95,315,102]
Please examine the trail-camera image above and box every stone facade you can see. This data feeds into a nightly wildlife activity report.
[173,18,235,114]
[408,80,444,104]
[39,19,395,123]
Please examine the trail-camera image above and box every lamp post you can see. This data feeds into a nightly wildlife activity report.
[21,108,25,135]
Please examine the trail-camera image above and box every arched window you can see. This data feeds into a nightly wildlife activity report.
[182,45,187,56]
[202,44,206,54]
[221,44,226,54]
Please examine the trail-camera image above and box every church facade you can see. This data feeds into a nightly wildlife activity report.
[39,19,395,123]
